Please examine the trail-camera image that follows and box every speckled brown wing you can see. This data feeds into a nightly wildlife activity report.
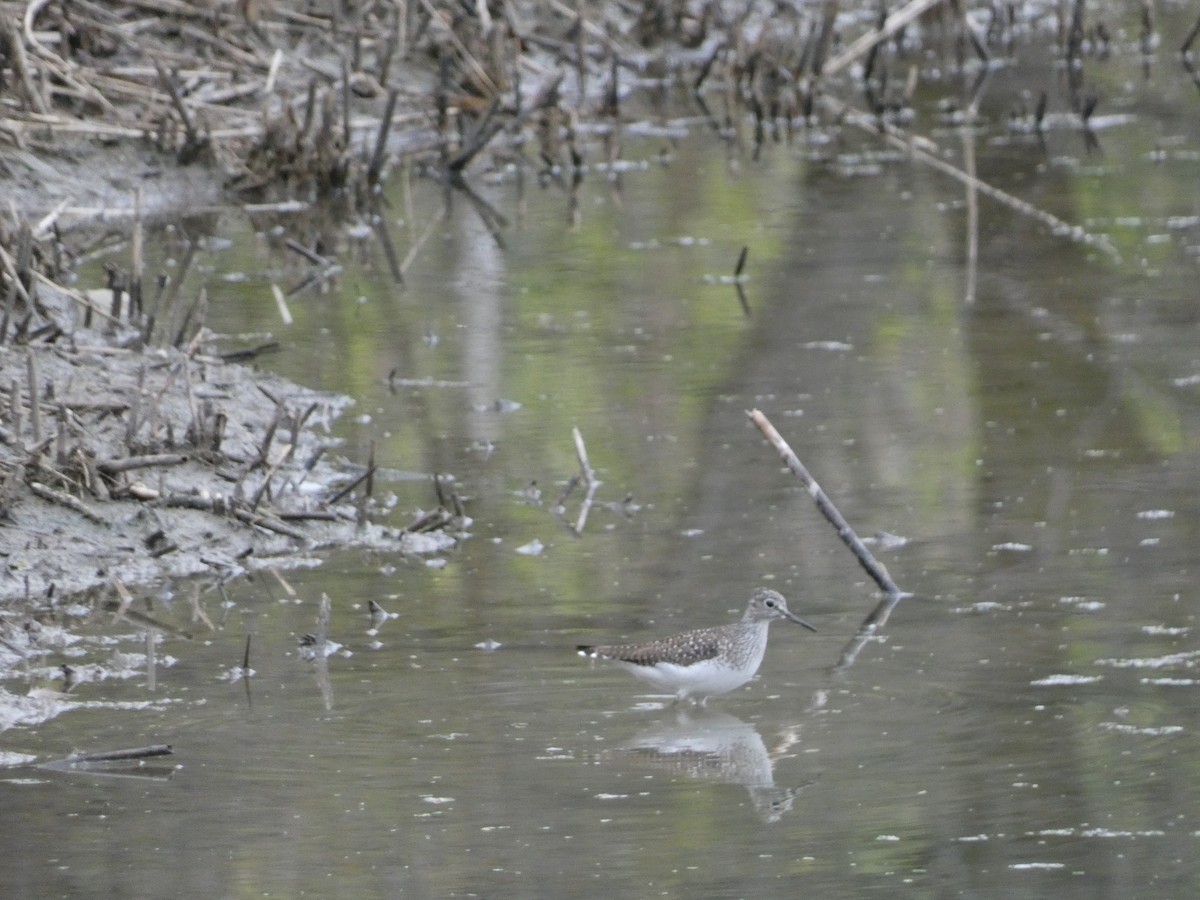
[579,626,724,667]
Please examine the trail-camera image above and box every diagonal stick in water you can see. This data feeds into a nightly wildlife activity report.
[747,408,903,598]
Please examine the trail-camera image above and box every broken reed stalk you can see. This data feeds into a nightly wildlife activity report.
[746,408,904,599]
[55,403,68,465]
[368,88,400,185]
[26,352,42,445]
[284,238,330,267]
[155,62,203,156]
[446,96,504,174]
[730,241,750,314]
[356,439,375,528]
[131,187,144,317]
[327,466,372,505]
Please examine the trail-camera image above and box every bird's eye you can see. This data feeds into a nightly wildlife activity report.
[765,598,776,607]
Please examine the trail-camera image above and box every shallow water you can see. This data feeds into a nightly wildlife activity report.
[6,19,1200,897]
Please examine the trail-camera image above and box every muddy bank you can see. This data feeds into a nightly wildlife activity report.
[1,320,464,606]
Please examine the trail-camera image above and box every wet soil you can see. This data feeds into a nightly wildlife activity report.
[0,0,481,612]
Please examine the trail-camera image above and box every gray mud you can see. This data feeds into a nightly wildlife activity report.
[1,326,459,605]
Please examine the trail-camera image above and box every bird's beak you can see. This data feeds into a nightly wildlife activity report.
[783,609,817,632]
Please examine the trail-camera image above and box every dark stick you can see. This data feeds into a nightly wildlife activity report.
[553,473,581,508]
[284,238,330,267]
[693,41,722,94]
[67,745,174,762]
[734,246,749,278]
[747,408,904,598]
[155,63,200,149]
[253,401,285,469]
[371,215,405,286]
[56,403,68,465]
[341,58,352,146]
[445,96,504,174]
[131,187,144,318]
[734,282,750,317]
[356,440,375,528]
[327,467,371,505]
[1182,12,1200,56]
[368,89,400,185]
[433,471,449,509]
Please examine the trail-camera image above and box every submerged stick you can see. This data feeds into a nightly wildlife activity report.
[746,408,903,598]
[65,745,174,763]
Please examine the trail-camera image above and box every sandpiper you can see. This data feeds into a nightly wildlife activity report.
[576,588,816,702]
